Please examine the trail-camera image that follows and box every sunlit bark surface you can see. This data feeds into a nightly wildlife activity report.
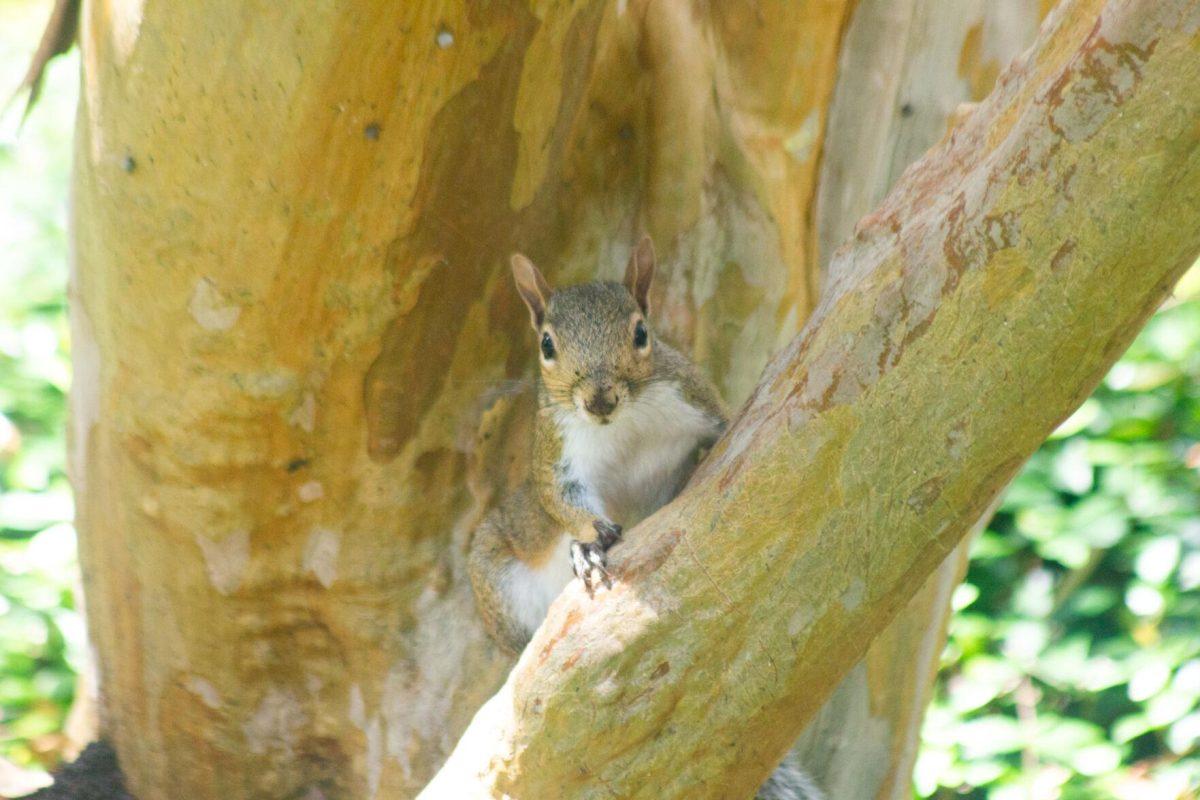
[419,1,1200,797]
[71,0,1184,798]
[797,2,1043,795]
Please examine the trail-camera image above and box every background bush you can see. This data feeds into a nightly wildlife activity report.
[0,1,1196,796]
[0,0,84,775]
[919,273,1200,799]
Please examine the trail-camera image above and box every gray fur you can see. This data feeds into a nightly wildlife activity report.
[757,759,826,800]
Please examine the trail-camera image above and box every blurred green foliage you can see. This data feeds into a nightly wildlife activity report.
[0,0,85,774]
[0,1,1197,796]
[918,274,1200,799]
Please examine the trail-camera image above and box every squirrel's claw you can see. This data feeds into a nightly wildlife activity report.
[570,539,611,596]
[593,519,622,551]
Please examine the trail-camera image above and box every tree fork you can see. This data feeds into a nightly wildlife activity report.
[421,2,1200,797]
[72,1,858,797]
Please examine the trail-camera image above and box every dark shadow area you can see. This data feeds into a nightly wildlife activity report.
[19,742,133,800]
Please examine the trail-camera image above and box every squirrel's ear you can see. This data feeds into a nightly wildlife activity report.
[511,253,551,330]
[623,235,655,315]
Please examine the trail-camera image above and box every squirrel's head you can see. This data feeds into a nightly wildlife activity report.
[511,236,657,425]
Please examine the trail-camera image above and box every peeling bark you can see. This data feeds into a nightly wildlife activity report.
[421,2,1200,797]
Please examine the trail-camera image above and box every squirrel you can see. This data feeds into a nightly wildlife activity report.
[467,236,824,800]
[469,236,727,653]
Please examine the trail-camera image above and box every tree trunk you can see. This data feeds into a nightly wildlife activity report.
[72,1,837,797]
[69,2,1194,800]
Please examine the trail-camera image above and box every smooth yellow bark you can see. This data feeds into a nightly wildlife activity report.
[72,1,842,797]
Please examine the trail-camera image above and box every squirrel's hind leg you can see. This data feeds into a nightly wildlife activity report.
[468,513,533,654]
[468,491,575,654]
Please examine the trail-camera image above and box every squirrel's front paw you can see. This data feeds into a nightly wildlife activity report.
[570,540,611,595]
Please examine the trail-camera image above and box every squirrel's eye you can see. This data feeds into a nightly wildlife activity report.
[633,320,648,349]
[540,332,556,361]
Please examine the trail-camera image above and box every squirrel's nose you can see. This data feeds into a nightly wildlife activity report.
[584,390,618,418]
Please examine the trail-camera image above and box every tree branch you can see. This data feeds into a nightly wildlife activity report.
[422,1,1200,797]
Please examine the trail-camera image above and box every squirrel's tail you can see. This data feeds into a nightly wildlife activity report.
[756,760,825,800]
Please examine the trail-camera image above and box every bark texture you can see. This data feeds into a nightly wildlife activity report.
[72,1,848,798]
[420,1,1200,797]
[795,3,1043,795]
[69,0,1192,798]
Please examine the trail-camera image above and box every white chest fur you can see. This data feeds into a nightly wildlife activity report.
[555,381,720,526]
